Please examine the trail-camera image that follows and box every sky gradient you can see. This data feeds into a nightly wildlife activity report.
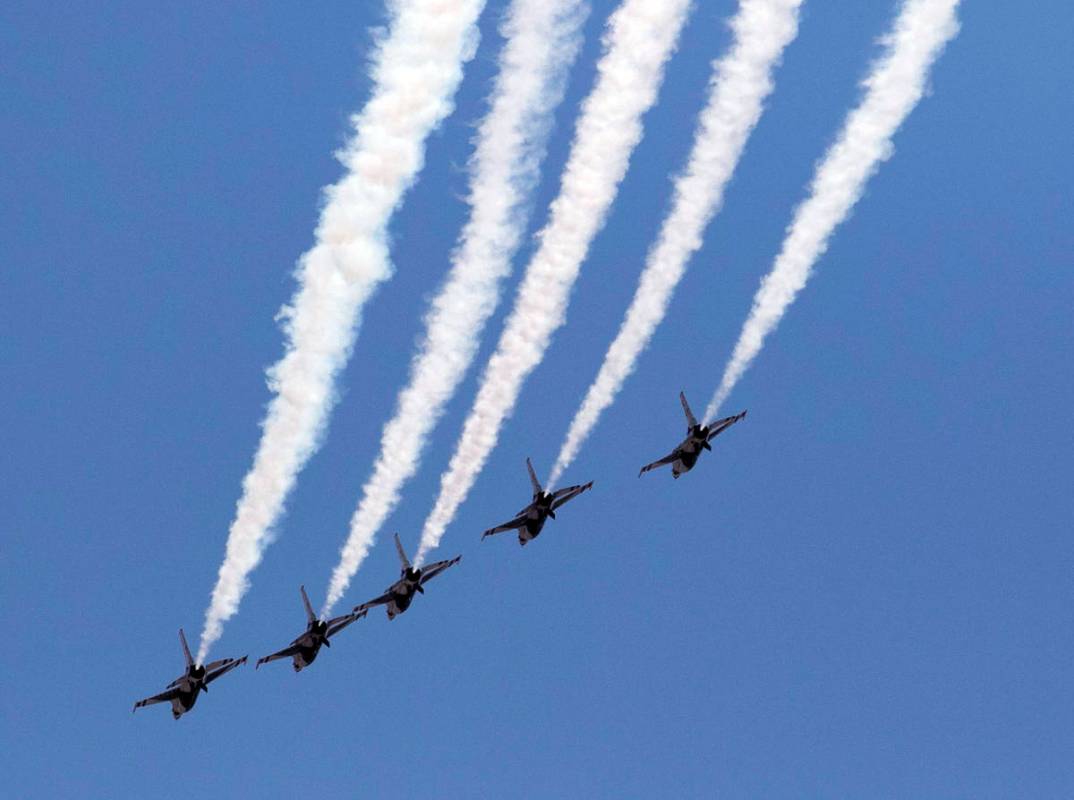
[3,1,1073,796]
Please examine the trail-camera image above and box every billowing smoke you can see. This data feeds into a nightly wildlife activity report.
[416,0,693,563]
[705,0,960,422]
[321,0,589,615]
[197,0,485,662]
[549,0,802,487]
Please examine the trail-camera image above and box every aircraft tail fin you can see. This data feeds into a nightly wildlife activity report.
[394,533,412,571]
[179,628,194,668]
[300,585,316,624]
[526,457,542,495]
[680,391,698,429]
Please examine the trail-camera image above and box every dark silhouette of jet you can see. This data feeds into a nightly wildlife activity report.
[256,586,365,672]
[132,629,246,719]
[353,534,460,620]
[481,458,592,546]
[639,392,746,479]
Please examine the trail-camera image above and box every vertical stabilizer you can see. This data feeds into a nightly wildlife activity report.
[394,533,412,571]
[179,628,194,668]
[300,585,316,624]
[526,457,542,495]
[679,392,698,429]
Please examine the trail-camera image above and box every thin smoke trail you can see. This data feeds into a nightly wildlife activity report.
[549,0,802,488]
[705,0,960,422]
[416,0,693,564]
[197,0,485,662]
[321,0,589,615]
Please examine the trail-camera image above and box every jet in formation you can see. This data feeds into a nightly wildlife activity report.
[256,586,366,672]
[482,458,593,546]
[132,629,246,719]
[639,392,747,479]
[353,533,460,620]
[134,394,750,718]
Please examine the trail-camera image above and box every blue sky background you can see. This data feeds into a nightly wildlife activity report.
[3,1,1072,796]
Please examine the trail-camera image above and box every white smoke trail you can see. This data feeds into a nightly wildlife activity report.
[548,0,801,487]
[705,0,960,422]
[197,0,485,662]
[416,0,693,563]
[321,0,589,615]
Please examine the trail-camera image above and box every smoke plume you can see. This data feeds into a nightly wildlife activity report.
[197,0,485,661]
[705,0,960,422]
[417,0,693,563]
[322,0,589,614]
[549,0,802,486]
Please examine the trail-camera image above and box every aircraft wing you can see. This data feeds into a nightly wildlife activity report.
[482,514,528,539]
[205,656,247,685]
[326,611,365,638]
[256,645,301,670]
[639,449,680,476]
[353,591,394,615]
[419,555,461,585]
[133,686,180,712]
[550,481,593,510]
[166,673,187,689]
[706,410,746,441]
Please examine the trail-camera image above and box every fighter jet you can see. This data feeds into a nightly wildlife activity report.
[481,458,593,546]
[255,586,366,672]
[639,392,746,479]
[132,629,246,719]
[353,533,460,621]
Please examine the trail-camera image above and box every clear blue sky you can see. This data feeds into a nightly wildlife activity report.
[3,1,1072,796]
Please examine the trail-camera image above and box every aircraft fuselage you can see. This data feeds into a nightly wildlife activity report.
[168,675,205,719]
[292,634,326,672]
[671,436,707,478]
[517,493,556,543]
[519,511,548,544]
[385,578,420,619]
